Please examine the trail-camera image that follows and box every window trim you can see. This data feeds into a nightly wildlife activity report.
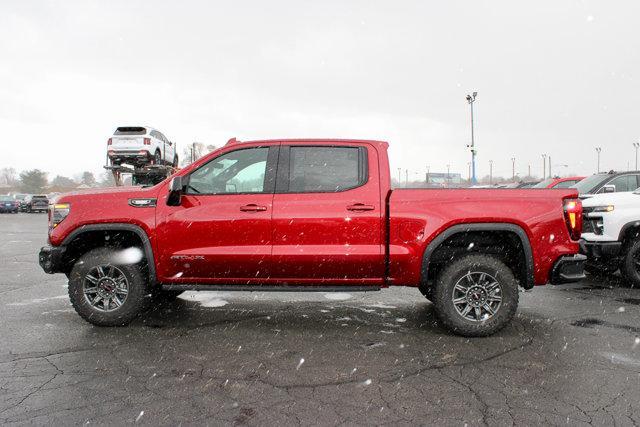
[184,146,278,196]
[275,145,369,194]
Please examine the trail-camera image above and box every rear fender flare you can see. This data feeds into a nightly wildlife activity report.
[421,223,535,289]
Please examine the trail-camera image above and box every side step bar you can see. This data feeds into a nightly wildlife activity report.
[162,284,381,293]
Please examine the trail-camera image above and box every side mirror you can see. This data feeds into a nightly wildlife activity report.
[167,176,183,206]
[602,184,616,193]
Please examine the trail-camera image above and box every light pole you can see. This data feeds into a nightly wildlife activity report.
[528,164,531,178]
[446,164,451,184]
[542,154,547,179]
[466,92,478,184]
[511,157,515,181]
[489,160,493,185]
[633,143,639,170]
[405,169,408,186]
[397,168,401,186]
[425,165,430,184]
[548,155,552,178]
[595,147,602,173]
[467,162,471,182]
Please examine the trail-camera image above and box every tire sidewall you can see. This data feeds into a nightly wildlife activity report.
[433,254,519,337]
[68,248,149,326]
[622,241,640,287]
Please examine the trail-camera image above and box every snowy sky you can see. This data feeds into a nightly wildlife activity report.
[1,0,639,180]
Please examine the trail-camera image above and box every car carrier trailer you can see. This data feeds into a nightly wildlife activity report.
[104,164,177,187]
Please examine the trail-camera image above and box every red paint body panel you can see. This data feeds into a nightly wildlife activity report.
[50,138,580,289]
[388,189,580,286]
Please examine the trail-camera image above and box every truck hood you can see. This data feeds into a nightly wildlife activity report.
[581,191,640,208]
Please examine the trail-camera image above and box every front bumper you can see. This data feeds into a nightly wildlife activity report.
[38,245,66,274]
[579,239,622,260]
[550,254,587,284]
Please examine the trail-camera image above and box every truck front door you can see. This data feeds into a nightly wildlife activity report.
[155,145,278,283]
[271,144,384,285]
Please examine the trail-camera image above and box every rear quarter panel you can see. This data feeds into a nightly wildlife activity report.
[388,188,580,286]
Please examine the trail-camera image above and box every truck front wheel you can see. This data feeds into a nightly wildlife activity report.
[433,254,519,337]
[68,248,150,326]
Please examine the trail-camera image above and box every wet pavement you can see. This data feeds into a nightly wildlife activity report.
[1,213,639,425]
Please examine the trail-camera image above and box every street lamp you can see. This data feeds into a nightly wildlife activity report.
[489,160,493,185]
[466,92,478,184]
[633,142,639,170]
[397,167,401,186]
[595,147,602,173]
[542,154,547,179]
[511,157,515,181]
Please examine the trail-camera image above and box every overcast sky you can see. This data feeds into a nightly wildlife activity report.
[1,0,639,181]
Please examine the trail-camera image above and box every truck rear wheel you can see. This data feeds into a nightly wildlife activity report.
[620,240,640,288]
[433,254,518,337]
[68,248,150,326]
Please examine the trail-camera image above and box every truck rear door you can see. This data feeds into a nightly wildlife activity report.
[271,143,384,285]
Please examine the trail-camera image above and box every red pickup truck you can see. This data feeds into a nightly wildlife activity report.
[39,139,586,336]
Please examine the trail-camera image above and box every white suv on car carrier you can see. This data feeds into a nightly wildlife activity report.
[107,126,177,167]
[580,190,640,286]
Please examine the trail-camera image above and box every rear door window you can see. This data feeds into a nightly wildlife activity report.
[280,146,367,193]
[115,127,147,135]
[553,180,579,188]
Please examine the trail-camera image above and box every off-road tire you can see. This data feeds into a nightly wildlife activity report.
[68,247,150,326]
[154,150,162,165]
[620,240,640,288]
[433,254,519,337]
[173,154,179,168]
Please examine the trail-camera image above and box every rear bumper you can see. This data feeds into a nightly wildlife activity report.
[108,150,151,163]
[38,245,66,274]
[550,254,587,284]
[579,239,622,260]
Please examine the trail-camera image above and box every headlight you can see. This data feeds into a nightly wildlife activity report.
[591,205,614,212]
[51,203,70,228]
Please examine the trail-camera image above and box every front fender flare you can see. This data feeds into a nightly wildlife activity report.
[62,223,156,285]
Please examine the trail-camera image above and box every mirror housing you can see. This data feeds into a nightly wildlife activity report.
[602,184,616,193]
[167,176,184,206]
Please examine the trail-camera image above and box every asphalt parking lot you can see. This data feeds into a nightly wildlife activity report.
[1,214,639,425]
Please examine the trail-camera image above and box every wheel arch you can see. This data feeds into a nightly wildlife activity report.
[618,220,640,246]
[421,223,535,290]
[61,223,156,285]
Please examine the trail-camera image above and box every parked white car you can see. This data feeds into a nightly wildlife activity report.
[107,126,177,167]
[580,190,640,286]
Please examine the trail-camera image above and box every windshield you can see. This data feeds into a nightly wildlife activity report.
[571,174,609,193]
[532,179,554,188]
[0,196,12,202]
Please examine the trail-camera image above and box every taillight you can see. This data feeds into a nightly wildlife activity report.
[563,198,582,240]
[144,138,151,145]
[107,138,112,145]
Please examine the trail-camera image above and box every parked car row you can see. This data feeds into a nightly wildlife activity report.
[0,194,50,213]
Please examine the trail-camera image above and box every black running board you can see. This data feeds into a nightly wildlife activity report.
[162,284,381,293]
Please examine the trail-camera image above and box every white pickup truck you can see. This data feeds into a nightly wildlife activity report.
[580,190,640,286]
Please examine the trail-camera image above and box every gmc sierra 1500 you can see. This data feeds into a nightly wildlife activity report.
[39,138,586,336]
